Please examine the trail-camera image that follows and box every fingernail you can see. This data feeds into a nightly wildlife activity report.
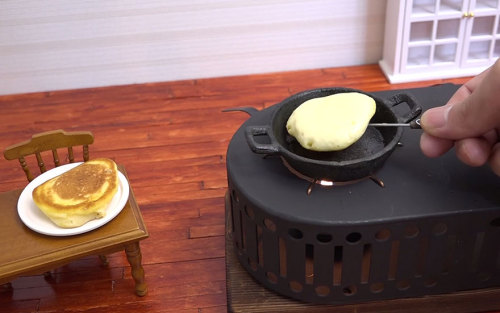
[422,106,450,130]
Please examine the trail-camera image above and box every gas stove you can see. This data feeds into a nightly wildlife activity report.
[225,83,500,305]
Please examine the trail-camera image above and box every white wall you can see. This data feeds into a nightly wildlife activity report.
[0,0,387,95]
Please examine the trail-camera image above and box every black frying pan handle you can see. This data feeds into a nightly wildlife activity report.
[222,107,259,116]
[386,93,422,123]
[245,126,280,154]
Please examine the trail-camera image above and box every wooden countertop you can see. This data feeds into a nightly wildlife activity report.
[0,64,473,313]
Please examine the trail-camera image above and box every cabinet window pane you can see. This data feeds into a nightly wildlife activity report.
[410,21,434,42]
[468,41,491,59]
[408,46,431,66]
[413,0,436,14]
[439,0,463,12]
[494,40,500,57]
[434,43,457,63]
[494,41,500,57]
[472,16,495,36]
[475,0,498,10]
[437,19,460,39]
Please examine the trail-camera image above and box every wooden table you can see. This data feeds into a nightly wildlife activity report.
[0,166,149,296]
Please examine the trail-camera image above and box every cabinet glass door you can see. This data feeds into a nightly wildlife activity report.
[495,16,500,56]
[403,0,467,72]
[460,0,500,67]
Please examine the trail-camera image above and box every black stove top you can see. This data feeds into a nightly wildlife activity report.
[225,83,500,305]
[227,83,500,226]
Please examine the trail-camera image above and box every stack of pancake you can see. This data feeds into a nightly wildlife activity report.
[32,158,119,228]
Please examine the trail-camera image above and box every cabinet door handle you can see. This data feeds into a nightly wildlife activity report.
[463,11,474,18]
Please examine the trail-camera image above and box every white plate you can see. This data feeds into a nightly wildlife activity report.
[17,162,129,236]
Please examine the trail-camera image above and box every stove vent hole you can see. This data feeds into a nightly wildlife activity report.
[279,237,287,277]
[361,244,372,284]
[415,237,429,278]
[289,281,303,293]
[305,244,314,285]
[289,228,303,240]
[432,222,448,236]
[497,249,500,270]
[424,277,437,287]
[249,258,258,271]
[442,235,456,274]
[342,285,357,296]
[264,218,276,232]
[490,217,500,227]
[245,206,254,219]
[396,279,410,290]
[404,225,420,238]
[370,282,384,294]
[388,240,400,280]
[471,232,485,273]
[315,285,330,297]
[316,233,332,243]
[375,229,391,241]
[333,246,343,286]
[346,232,362,244]
[266,271,278,284]
[257,226,264,267]
[478,271,491,282]
[232,190,239,203]
[239,210,245,250]
[229,199,235,235]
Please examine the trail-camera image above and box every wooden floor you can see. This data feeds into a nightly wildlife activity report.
[0,64,472,313]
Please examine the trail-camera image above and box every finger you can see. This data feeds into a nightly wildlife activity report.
[455,137,492,167]
[489,143,500,176]
[446,65,491,105]
[420,132,454,157]
[483,129,499,145]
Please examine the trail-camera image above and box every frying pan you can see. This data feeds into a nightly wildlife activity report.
[245,87,422,182]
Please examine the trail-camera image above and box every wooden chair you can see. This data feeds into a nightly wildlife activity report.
[4,129,94,182]
[2,129,149,296]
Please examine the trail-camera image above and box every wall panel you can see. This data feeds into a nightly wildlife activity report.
[0,0,387,95]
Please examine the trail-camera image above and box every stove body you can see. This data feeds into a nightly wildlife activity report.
[226,84,500,305]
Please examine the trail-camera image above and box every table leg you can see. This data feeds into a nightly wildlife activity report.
[99,254,109,266]
[1,282,12,292]
[125,242,147,296]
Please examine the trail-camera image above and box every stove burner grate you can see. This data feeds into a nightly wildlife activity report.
[281,157,385,195]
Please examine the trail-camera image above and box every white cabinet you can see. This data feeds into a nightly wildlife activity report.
[379,0,500,83]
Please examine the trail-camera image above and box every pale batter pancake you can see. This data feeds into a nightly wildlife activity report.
[286,92,376,151]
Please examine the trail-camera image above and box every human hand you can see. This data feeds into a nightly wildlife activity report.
[419,60,500,176]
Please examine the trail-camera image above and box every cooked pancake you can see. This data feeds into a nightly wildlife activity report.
[286,92,376,151]
[32,158,119,228]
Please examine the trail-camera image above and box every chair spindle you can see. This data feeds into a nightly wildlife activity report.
[52,149,60,167]
[83,145,90,161]
[18,156,33,182]
[35,152,46,173]
[68,146,74,163]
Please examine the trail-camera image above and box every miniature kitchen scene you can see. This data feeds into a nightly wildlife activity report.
[0,0,499,312]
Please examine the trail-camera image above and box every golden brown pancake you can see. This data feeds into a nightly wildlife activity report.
[32,158,119,228]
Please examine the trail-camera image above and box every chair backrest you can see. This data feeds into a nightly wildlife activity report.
[3,129,94,182]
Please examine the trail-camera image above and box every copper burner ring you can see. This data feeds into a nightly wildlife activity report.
[281,157,384,195]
